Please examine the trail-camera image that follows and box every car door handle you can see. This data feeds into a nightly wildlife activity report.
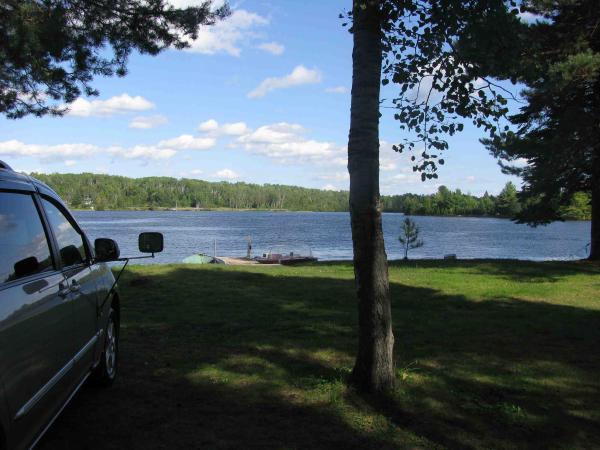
[70,282,80,292]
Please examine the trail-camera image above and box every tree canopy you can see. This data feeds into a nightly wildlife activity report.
[0,0,228,118]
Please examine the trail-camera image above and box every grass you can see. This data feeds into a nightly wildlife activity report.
[39,260,600,449]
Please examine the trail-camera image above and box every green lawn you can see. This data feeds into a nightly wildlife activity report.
[40,260,600,449]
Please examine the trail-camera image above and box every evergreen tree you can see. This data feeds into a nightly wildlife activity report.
[398,217,424,259]
[496,182,521,217]
[0,0,228,118]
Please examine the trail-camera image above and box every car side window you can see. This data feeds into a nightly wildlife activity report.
[41,197,88,267]
[0,192,54,284]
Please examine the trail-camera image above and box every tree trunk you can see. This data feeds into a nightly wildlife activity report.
[590,153,600,260]
[347,0,395,393]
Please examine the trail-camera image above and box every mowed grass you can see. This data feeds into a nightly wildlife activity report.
[40,260,600,449]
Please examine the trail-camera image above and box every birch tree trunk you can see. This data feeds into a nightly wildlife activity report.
[347,0,395,393]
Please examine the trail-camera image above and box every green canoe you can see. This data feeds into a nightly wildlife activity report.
[182,254,225,264]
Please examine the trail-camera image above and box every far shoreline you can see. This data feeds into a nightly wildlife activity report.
[70,207,592,222]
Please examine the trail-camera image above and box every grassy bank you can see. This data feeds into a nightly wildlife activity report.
[40,260,600,449]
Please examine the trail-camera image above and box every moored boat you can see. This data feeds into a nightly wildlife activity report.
[182,253,224,264]
[255,245,318,265]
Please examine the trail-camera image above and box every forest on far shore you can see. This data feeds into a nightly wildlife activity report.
[32,172,591,221]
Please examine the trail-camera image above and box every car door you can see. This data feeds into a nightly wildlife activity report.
[0,190,74,450]
[39,196,100,381]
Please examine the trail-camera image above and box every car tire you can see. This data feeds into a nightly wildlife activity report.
[91,308,119,387]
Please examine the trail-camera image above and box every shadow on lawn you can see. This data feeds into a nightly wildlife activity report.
[39,265,600,449]
[388,258,600,282]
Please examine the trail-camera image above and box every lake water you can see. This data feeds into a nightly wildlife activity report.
[73,211,591,264]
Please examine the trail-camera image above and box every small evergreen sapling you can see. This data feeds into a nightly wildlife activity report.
[399,217,424,260]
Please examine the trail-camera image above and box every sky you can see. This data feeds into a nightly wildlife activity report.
[0,0,523,196]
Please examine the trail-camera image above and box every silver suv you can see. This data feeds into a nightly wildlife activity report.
[0,161,162,449]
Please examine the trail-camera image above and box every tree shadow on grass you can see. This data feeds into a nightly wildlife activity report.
[39,265,600,449]
[387,258,600,282]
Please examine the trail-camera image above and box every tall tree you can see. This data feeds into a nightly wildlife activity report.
[481,0,599,259]
[0,0,229,118]
[347,0,395,393]
[496,181,521,217]
[344,0,519,393]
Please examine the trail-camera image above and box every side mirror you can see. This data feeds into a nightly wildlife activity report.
[139,232,163,254]
[95,238,120,262]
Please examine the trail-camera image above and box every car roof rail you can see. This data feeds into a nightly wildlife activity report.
[0,160,14,171]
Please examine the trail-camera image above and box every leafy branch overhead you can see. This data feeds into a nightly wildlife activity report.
[0,0,229,118]
[344,1,524,180]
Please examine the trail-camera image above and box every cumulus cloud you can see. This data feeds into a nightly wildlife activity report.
[322,184,339,191]
[184,9,268,56]
[109,145,176,160]
[248,65,322,99]
[236,122,344,164]
[66,94,155,117]
[198,119,220,132]
[215,168,239,180]
[0,139,178,162]
[0,130,218,163]
[257,41,285,55]
[158,134,215,150]
[325,86,347,94]
[197,119,249,136]
[129,115,169,129]
[0,140,99,160]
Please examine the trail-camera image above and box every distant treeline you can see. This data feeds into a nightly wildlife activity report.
[33,173,591,220]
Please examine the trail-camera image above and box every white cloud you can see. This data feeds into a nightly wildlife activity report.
[466,175,476,182]
[220,122,249,135]
[0,139,177,163]
[66,94,154,117]
[158,134,216,150]
[129,115,168,129]
[257,41,285,55]
[0,140,99,160]
[109,145,176,160]
[248,65,322,98]
[184,9,268,56]
[198,119,220,132]
[325,86,347,94]
[322,184,339,191]
[64,160,77,167]
[214,168,239,180]
[236,122,343,164]
[197,119,249,136]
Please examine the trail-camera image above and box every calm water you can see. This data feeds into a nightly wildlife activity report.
[73,210,591,264]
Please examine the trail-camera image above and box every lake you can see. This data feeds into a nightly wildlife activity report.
[72,210,592,263]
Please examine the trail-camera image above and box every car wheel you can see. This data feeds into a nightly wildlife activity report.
[91,307,119,386]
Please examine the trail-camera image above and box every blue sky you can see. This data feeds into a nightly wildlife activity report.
[0,0,521,196]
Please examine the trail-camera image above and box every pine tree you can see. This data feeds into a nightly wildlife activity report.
[398,217,424,260]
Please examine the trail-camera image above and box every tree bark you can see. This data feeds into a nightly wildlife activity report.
[347,0,395,393]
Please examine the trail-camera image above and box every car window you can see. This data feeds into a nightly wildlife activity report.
[0,192,54,284]
[41,197,87,267]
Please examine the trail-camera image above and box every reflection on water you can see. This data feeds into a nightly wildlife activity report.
[73,210,591,264]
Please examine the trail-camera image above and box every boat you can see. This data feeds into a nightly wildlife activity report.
[255,245,318,265]
[182,253,224,264]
